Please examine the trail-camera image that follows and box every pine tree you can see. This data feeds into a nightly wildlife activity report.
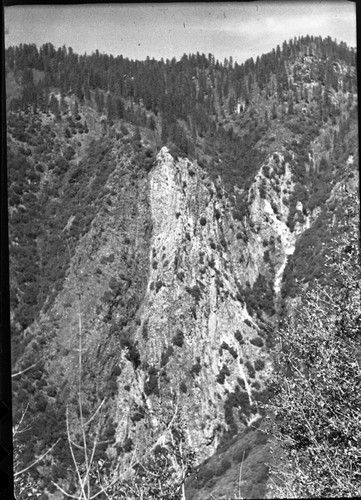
[83,77,91,101]
[49,94,60,119]
[148,114,156,131]
[106,93,115,121]
[94,88,101,113]
[60,95,68,115]
[115,97,124,119]
[73,99,80,119]
[133,126,142,145]
[228,94,236,114]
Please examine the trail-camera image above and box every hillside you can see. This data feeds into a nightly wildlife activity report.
[6,36,358,499]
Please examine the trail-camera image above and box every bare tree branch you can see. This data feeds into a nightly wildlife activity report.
[11,363,38,378]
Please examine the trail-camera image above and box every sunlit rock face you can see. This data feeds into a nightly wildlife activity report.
[111,146,303,459]
[140,147,263,456]
[41,142,316,465]
[28,137,324,478]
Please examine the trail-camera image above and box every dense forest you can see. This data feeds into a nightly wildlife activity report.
[6,35,359,499]
[6,35,357,332]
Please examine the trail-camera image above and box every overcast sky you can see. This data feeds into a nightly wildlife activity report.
[4,1,357,64]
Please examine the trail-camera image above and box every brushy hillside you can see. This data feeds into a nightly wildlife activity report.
[7,36,358,499]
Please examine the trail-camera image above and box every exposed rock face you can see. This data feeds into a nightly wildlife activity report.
[37,142,319,473]
[16,123,356,495]
[31,145,279,470]
[7,37,358,499]
[141,146,263,456]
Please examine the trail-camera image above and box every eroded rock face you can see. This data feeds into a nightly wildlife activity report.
[37,144,313,470]
[113,146,290,459]
[137,147,261,456]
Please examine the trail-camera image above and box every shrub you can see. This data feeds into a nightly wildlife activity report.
[47,386,57,398]
[111,365,122,377]
[263,165,271,177]
[142,321,149,339]
[254,359,265,371]
[199,216,207,226]
[259,184,267,199]
[220,341,238,358]
[237,377,246,390]
[120,124,129,135]
[220,237,227,249]
[250,336,264,348]
[179,381,188,394]
[245,360,255,379]
[144,366,159,396]
[177,270,185,281]
[190,358,202,377]
[271,201,279,214]
[172,329,184,347]
[109,277,120,290]
[122,437,133,453]
[160,345,174,367]
[224,386,251,434]
[125,341,141,369]
[253,388,273,405]
[155,280,163,292]
[235,330,245,344]
[104,423,116,439]
[185,285,202,304]
[131,406,145,422]
[64,145,75,161]
[217,363,230,384]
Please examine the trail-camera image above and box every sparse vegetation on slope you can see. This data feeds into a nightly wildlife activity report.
[7,35,358,499]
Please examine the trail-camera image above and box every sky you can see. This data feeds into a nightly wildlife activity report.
[4,1,357,64]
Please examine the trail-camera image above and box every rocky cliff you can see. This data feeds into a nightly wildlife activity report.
[7,36,358,499]
[35,144,275,457]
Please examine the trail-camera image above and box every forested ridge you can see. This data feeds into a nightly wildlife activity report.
[6,35,359,499]
[7,35,357,335]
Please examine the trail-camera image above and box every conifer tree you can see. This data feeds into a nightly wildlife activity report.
[106,93,115,121]
[148,114,156,131]
[72,99,80,119]
[115,97,124,119]
[49,93,60,119]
